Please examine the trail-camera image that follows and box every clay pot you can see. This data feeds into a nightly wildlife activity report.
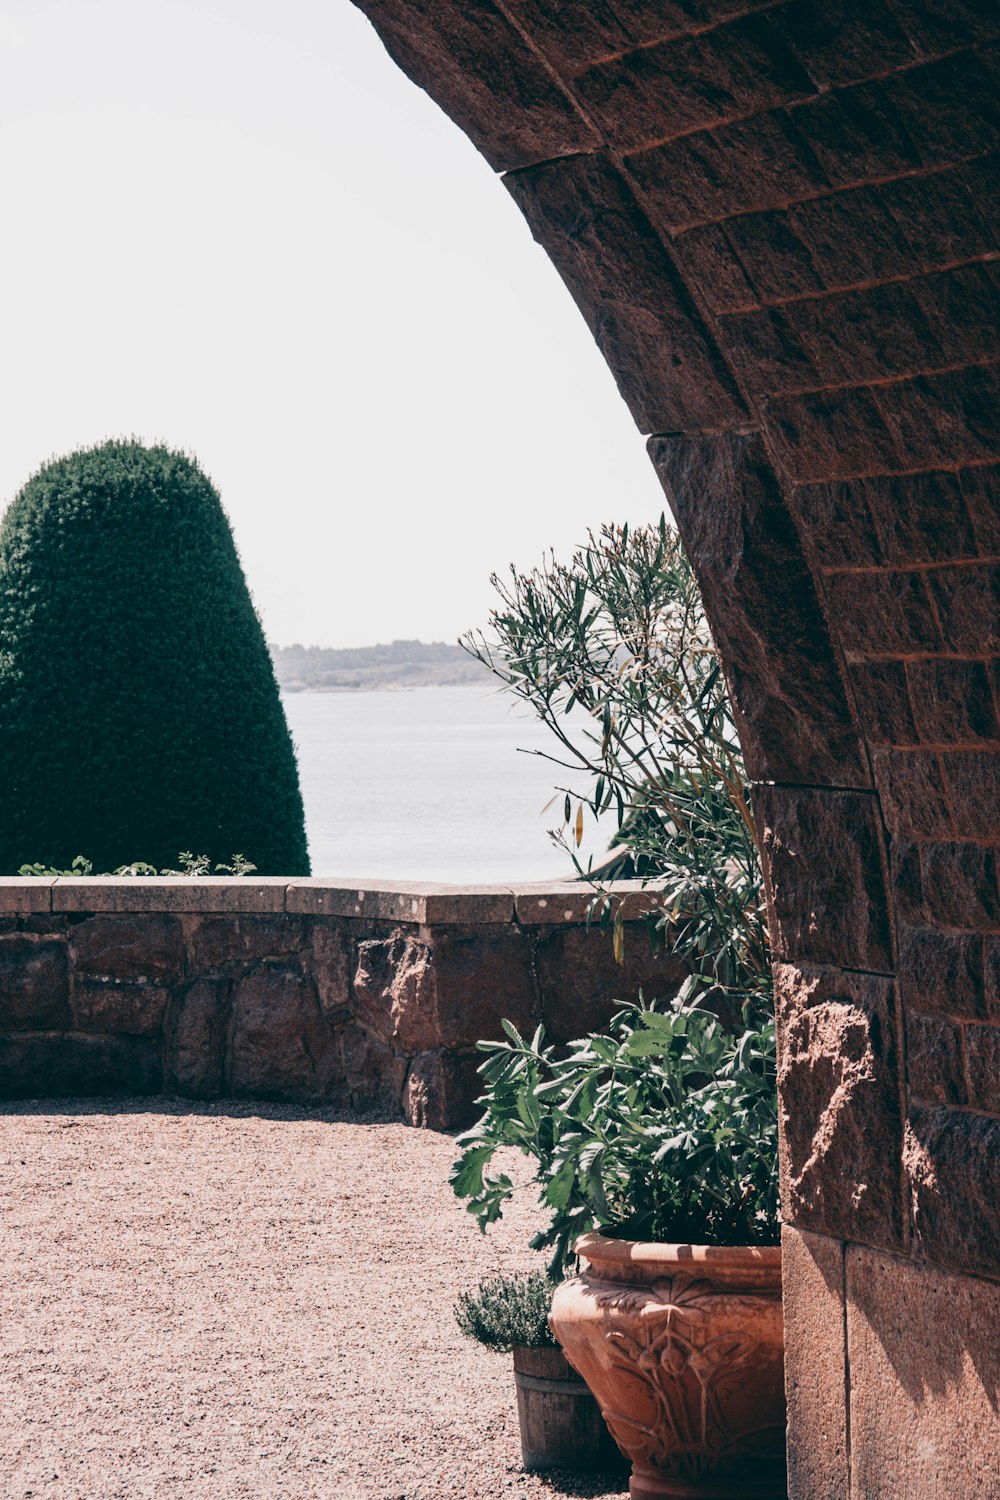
[549,1233,785,1500]
[512,1344,626,1472]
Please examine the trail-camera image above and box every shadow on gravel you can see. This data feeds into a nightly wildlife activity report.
[0,1094,407,1125]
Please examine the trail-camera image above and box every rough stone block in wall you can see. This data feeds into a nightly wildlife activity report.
[781,1226,849,1500]
[904,1010,967,1106]
[185,914,305,970]
[534,923,685,1039]
[649,430,867,787]
[763,383,901,483]
[227,966,341,1104]
[625,110,827,231]
[823,569,941,656]
[775,963,905,1250]
[919,841,1000,929]
[71,981,169,1038]
[905,1105,1000,1278]
[906,660,999,745]
[898,925,990,1022]
[163,978,229,1099]
[0,935,70,1030]
[354,0,598,172]
[504,152,746,433]
[871,749,954,840]
[890,0,1000,52]
[938,750,1000,838]
[925,563,1000,655]
[572,14,814,150]
[402,1048,482,1132]
[71,913,184,984]
[964,1023,1000,1113]
[794,469,981,571]
[756,787,893,972]
[848,661,918,748]
[847,1244,1000,1500]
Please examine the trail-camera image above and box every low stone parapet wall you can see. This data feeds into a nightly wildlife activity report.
[0,877,681,1128]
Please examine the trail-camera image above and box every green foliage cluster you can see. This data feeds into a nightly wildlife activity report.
[0,442,309,876]
[19,852,256,877]
[462,518,768,1014]
[452,1005,779,1276]
[455,520,778,1270]
[453,1271,557,1352]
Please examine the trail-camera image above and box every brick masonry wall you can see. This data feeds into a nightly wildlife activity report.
[0,878,682,1131]
[349,4,999,1493]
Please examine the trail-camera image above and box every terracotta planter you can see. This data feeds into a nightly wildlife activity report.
[512,1344,626,1472]
[549,1233,785,1500]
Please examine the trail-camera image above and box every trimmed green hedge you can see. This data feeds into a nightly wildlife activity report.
[0,441,310,875]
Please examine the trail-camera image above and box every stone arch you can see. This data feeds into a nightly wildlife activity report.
[351,4,1000,1494]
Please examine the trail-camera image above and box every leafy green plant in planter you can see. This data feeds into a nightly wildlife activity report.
[452,999,778,1278]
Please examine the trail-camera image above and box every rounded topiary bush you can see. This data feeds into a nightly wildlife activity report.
[0,440,310,875]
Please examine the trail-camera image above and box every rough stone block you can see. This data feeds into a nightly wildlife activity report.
[428,927,540,1050]
[352,932,435,1050]
[338,1021,408,1116]
[961,460,1000,556]
[669,222,758,315]
[925,563,1000,655]
[402,1049,483,1131]
[939,750,1000,840]
[790,477,885,569]
[352,0,598,172]
[898,926,987,1021]
[824,570,941,656]
[908,659,999,744]
[574,14,813,150]
[185,914,304,971]
[0,935,70,1030]
[757,788,893,973]
[847,1244,1000,1500]
[877,365,1000,473]
[227,966,340,1103]
[720,208,824,303]
[776,963,905,1249]
[905,1010,967,1106]
[872,749,954,839]
[505,152,746,433]
[890,838,926,925]
[163,978,228,1099]
[847,660,917,747]
[777,0,916,89]
[717,303,818,396]
[72,981,169,1038]
[71,913,184,985]
[870,461,982,565]
[885,49,1000,165]
[307,919,352,1019]
[790,78,921,189]
[625,108,827,229]
[0,1031,161,1099]
[763,384,901,483]
[781,1226,849,1500]
[920,841,1000,930]
[651,431,867,786]
[963,1023,1000,1114]
[905,1104,1000,1278]
[535,923,684,1040]
[890,0,1000,52]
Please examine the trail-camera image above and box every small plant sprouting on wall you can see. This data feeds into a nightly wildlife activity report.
[18,852,257,877]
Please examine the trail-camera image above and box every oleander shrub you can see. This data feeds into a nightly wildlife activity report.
[0,441,309,875]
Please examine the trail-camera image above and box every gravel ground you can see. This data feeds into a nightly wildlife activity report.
[0,1101,629,1500]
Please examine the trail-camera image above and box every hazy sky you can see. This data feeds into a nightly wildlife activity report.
[0,0,664,648]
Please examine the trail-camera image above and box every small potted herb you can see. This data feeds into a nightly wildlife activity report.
[454,1270,622,1473]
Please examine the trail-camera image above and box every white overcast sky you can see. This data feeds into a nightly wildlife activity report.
[0,0,665,648]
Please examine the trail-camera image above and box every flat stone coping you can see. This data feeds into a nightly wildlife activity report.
[0,876,664,923]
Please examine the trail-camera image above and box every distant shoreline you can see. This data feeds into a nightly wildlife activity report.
[270,639,492,695]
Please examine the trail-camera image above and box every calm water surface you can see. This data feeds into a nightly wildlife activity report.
[282,686,608,882]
